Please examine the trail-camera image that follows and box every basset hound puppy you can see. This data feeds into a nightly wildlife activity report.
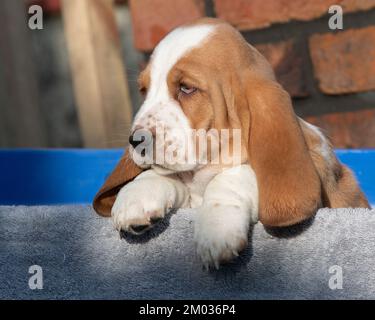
[93,18,369,269]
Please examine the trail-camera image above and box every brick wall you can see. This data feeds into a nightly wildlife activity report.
[129,0,375,148]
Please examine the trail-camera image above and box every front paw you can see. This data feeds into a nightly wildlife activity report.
[112,183,173,235]
[194,205,250,269]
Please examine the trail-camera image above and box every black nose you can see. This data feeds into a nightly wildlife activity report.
[129,134,145,148]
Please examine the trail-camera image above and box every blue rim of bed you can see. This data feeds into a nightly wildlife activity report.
[0,149,374,206]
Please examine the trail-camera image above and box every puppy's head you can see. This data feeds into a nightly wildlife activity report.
[95,18,322,226]
[129,19,253,173]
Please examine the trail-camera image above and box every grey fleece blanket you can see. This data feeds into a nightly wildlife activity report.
[0,205,374,300]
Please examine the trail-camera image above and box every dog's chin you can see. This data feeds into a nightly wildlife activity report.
[151,162,200,175]
[151,165,176,175]
[129,155,199,174]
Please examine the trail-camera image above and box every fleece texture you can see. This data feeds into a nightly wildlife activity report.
[0,205,374,299]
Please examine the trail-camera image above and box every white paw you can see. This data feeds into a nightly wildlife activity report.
[194,204,250,269]
[112,179,173,235]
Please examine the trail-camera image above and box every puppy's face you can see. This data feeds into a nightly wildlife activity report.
[129,24,213,173]
[129,20,259,173]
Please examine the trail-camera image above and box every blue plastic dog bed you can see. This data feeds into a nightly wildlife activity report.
[0,149,374,205]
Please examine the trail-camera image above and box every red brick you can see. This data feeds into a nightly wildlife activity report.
[214,0,375,31]
[309,26,375,95]
[305,109,375,148]
[255,40,308,97]
[342,0,375,12]
[129,0,205,51]
[28,0,61,14]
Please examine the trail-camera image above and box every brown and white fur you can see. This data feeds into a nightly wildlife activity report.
[93,18,370,269]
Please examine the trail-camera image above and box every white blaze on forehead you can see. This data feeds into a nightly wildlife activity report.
[149,24,215,97]
[135,24,216,121]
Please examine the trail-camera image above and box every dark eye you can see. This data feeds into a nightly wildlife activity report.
[180,83,197,95]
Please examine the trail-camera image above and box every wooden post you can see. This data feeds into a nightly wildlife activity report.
[0,0,47,147]
[62,0,133,148]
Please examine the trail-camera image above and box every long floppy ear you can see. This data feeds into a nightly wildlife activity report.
[246,77,322,227]
[93,149,144,217]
